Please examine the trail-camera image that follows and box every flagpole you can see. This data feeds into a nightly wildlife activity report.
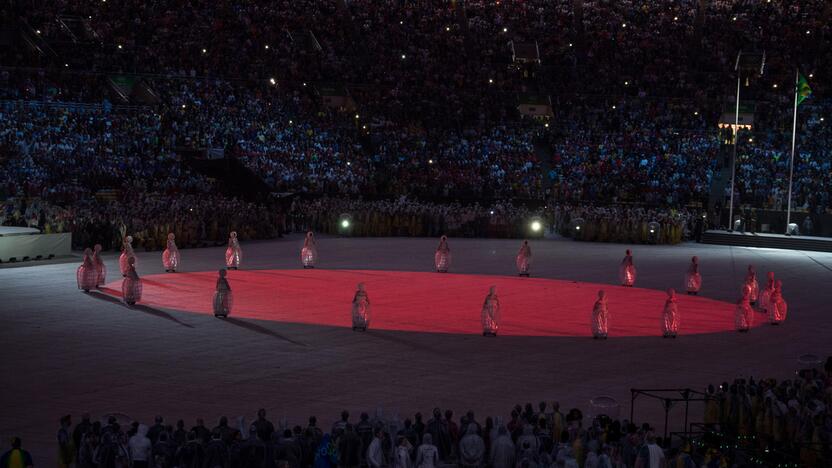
[728,70,741,231]
[785,68,799,234]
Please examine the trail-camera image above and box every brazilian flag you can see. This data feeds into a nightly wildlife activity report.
[797,73,812,105]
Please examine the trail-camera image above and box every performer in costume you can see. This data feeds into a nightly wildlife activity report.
[122,257,142,305]
[769,280,788,325]
[76,248,97,292]
[225,231,242,269]
[684,256,701,295]
[591,290,609,339]
[481,286,500,336]
[516,240,532,276]
[619,249,636,287]
[661,288,679,338]
[301,231,318,268]
[435,235,451,273]
[351,283,371,331]
[162,233,180,272]
[744,265,759,305]
[759,272,775,313]
[213,269,233,318]
[92,244,106,287]
[119,235,136,277]
[735,284,754,332]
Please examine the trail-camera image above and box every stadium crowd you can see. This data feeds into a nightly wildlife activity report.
[17,357,824,468]
[1,0,831,246]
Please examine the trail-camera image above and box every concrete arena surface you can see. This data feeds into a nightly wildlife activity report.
[1,235,829,463]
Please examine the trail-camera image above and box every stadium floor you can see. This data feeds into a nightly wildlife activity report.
[1,235,828,462]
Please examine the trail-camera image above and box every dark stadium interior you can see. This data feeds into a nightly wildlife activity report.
[0,1,831,467]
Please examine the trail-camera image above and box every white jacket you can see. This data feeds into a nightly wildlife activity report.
[128,424,152,462]
[367,437,384,468]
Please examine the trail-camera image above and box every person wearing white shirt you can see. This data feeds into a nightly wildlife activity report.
[367,430,385,468]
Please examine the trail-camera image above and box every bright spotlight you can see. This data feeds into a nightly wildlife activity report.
[531,221,542,232]
[339,213,353,235]
[575,225,581,231]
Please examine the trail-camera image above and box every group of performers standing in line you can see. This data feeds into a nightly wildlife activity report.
[76,232,788,338]
[589,252,788,339]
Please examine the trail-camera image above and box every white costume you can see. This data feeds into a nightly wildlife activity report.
[735,284,754,332]
[213,269,233,317]
[119,235,136,277]
[619,249,636,287]
[76,248,97,292]
[759,272,775,313]
[225,231,242,269]
[516,240,532,276]
[684,256,701,294]
[435,235,451,273]
[591,290,609,339]
[351,283,371,331]
[744,265,759,304]
[162,233,180,272]
[481,286,500,336]
[122,257,142,305]
[661,288,679,338]
[769,280,788,325]
[93,244,106,287]
[301,231,318,268]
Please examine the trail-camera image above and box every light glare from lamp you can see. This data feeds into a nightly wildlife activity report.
[531,221,542,232]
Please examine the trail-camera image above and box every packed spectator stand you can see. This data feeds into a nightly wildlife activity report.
[1,0,830,247]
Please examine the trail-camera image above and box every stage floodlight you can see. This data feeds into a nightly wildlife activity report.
[339,213,353,236]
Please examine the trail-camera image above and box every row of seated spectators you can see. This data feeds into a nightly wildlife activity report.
[543,98,720,207]
[732,100,832,214]
[151,78,544,200]
[9,0,830,110]
[1,1,831,242]
[2,73,831,246]
[41,358,832,468]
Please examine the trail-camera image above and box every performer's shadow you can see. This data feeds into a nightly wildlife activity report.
[86,290,195,328]
[222,317,307,347]
[362,329,446,357]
